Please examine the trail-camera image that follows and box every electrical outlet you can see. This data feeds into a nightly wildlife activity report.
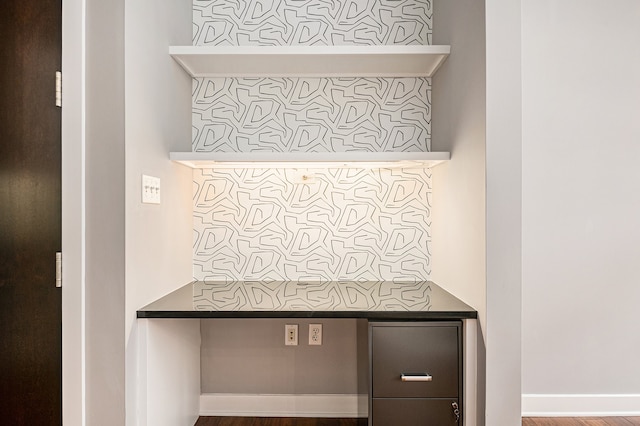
[285,324,298,346]
[309,323,322,345]
[142,174,161,204]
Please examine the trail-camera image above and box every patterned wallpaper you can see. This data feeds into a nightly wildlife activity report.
[193,0,433,46]
[190,2,434,282]
[192,77,431,152]
[193,281,434,311]
[193,167,432,281]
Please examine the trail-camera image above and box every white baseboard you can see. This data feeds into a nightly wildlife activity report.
[522,394,640,417]
[200,393,368,418]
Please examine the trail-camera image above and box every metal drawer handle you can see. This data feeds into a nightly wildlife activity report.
[401,373,432,382]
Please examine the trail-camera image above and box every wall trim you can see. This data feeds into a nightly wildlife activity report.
[522,394,640,417]
[200,393,368,418]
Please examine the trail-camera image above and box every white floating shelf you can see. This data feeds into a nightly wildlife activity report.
[170,151,450,169]
[169,45,450,78]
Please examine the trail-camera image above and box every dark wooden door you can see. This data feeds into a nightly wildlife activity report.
[0,0,62,424]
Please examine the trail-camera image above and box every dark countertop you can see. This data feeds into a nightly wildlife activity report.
[137,280,477,320]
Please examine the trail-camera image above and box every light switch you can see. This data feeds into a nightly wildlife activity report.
[142,175,161,204]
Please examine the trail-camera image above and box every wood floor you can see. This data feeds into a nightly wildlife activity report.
[195,418,366,426]
[196,417,640,426]
[522,418,640,426]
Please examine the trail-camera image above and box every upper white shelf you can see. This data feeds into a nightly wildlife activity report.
[169,45,450,78]
[170,151,450,169]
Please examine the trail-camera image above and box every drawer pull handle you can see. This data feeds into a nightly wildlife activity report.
[401,373,432,382]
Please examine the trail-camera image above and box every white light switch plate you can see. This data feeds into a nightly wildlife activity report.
[142,175,161,204]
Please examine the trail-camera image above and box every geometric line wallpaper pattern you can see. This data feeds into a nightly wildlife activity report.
[193,280,434,311]
[193,0,432,46]
[192,77,431,152]
[193,167,432,282]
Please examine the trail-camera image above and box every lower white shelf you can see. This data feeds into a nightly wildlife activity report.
[169,45,450,78]
[169,151,450,169]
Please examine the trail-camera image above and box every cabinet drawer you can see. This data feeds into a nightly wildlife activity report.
[371,323,459,398]
[372,398,460,426]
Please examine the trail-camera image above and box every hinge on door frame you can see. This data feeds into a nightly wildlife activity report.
[55,71,62,107]
[56,252,62,288]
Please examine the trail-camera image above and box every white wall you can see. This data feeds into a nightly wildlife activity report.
[138,320,201,426]
[199,318,368,417]
[431,0,486,424]
[68,1,640,424]
[63,0,127,424]
[61,0,85,422]
[485,0,523,424]
[521,0,640,416]
[85,0,126,423]
[123,0,194,424]
[200,319,363,394]
[432,0,486,327]
[64,0,197,423]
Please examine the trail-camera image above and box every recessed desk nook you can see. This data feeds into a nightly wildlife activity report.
[137,280,476,425]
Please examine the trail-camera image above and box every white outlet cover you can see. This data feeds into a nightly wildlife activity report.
[142,174,161,204]
[285,324,298,346]
[309,323,322,345]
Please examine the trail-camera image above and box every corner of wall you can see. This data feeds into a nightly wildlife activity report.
[430,2,487,423]
[124,0,194,425]
[484,0,522,424]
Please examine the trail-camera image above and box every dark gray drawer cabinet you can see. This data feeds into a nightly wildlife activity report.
[369,321,462,425]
